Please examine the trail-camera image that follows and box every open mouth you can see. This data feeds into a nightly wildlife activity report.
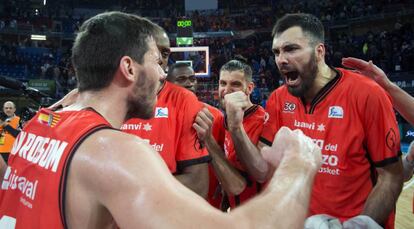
[284,71,301,87]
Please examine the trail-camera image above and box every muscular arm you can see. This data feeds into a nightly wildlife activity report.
[362,160,403,225]
[384,83,414,125]
[229,127,270,183]
[175,163,209,198]
[205,136,246,195]
[70,127,321,229]
[193,108,246,195]
[225,92,270,183]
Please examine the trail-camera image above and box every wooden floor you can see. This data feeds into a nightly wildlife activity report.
[396,178,414,229]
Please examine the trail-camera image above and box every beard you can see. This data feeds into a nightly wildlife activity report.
[125,70,158,120]
[285,53,318,98]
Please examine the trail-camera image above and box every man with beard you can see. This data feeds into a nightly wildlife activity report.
[166,62,247,209]
[0,11,325,228]
[226,13,403,228]
[122,28,210,198]
[194,58,267,210]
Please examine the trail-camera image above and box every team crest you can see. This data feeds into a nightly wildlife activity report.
[328,106,344,119]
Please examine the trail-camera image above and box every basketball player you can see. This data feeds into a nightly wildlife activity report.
[166,62,246,209]
[225,13,403,228]
[121,27,210,197]
[0,11,323,228]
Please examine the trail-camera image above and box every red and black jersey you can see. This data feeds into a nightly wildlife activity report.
[122,82,210,174]
[261,68,400,228]
[0,108,111,229]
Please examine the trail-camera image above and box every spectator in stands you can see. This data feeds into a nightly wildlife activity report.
[0,101,20,163]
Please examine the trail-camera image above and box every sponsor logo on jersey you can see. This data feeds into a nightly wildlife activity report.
[142,139,164,152]
[283,102,296,113]
[155,107,168,118]
[328,106,344,119]
[406,130,414,137]
[1,167,39,202]
[293,120,326,132]
[11,131,68,173]
[294,120,315,130]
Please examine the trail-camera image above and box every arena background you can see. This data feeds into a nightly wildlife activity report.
[0,0,413,227]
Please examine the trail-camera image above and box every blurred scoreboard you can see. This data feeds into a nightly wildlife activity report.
[176,19,193,46]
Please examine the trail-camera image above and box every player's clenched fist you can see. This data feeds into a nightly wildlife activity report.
[224,91,249,131]
[262,127,322,174]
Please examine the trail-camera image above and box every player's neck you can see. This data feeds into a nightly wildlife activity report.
[67,89,127,128]
[303,63,335,104]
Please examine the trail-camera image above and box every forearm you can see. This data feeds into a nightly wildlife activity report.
[230,126,269,183]
[231,161,316,229]
[3,124,20,138]
[205,136,246,195]
[385,83,414,125]
[175,165,209,198]
[362,163,403,224]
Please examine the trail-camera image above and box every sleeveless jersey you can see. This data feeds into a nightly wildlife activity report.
[260,68,400,228]
[0,108,111,229]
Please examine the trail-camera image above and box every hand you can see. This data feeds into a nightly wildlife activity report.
[341,57,393,90]
[192,107,214,144]
[48,88,79,109]
[224,91,249,131]
[304,214,342,229]
[261,127,322,174]
[342,215,382,229]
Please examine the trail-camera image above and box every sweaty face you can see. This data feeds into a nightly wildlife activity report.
[272,26,318,98]
[218,70,252,109]
[126,39,163,120]
[170,66,197,93]
[3,102,16,117]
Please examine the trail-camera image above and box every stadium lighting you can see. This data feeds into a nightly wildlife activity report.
[31,35,47,41]
[43,0,47,6]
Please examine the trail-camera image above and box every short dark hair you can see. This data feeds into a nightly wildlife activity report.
[272,13,324,46]
[166,62,193,81]
[220,56,253,82]
[72,11,160,92]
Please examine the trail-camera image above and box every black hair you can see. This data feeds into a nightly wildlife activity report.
[272,13,324,46]
[166,62,193,81]
[72,11,160,92]
[220,56,253,82]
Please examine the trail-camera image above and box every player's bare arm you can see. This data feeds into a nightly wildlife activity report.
[67,127,321,229]
[193,107,246,195]
[225,91,270,183]
[342,57,414,125]
[362,159,403,225]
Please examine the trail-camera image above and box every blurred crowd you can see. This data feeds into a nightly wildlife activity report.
[0,0,413,105]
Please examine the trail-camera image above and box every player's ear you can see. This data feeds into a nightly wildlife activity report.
[246,81,255,95]
[119,56,139,83]
[315,43,325,62]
